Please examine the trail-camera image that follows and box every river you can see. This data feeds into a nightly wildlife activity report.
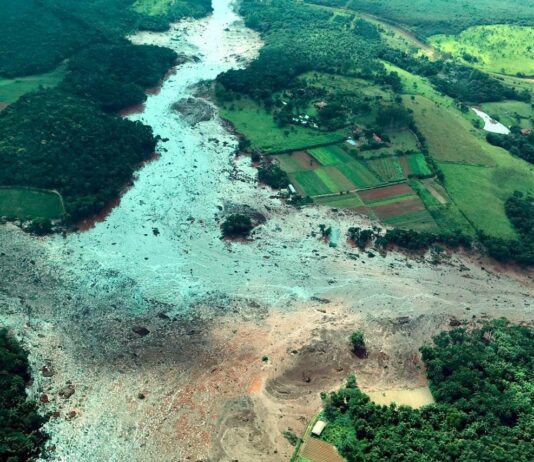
[1,2,532,460]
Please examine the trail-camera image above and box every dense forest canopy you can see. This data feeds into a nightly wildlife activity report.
[0,329,47,462]
[0,91,157,221]
[61,42,178,112]
[0,0,211,78]
[321,321,534,461]
[0,0,210,226]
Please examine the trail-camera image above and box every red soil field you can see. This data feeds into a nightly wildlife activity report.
[372,197,425,220]
[358,183,413,202]
[293,150,321,170]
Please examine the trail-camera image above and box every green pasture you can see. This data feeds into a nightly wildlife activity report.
[368,157,404,182]
[440,151,534,238]
[0,187,64,220]
[219,98,344,153]
[480,100,534,130]
[313,192,365,208]
[0,64,65,104]
[308,144,354,165]
[429,25,534,76]
[403,95,495,166]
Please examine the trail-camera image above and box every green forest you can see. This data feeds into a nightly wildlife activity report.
[0,329,47,462]
[306,0,534,36]
[215,0,534,265]
[320,320,534,461]
[0,0,209,226]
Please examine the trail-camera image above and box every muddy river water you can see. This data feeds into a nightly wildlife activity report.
[1,2,533,461]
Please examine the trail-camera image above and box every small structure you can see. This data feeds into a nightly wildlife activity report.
[521,128,532,136]
[314,101,328,109]
[311,420,327,436]
[288,184,297,195]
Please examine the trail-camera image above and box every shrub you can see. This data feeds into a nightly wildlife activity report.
[221,214,254,237]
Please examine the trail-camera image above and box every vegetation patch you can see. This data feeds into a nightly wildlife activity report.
[400,152,433,177]
[430,25,534,76]
[0,65,65,105]
[404,95,496,166]
[0,329,48,462]
[320,320,534,461]
[0,187,64,220]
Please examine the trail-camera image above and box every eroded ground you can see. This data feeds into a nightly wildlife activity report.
[1,1,533,461]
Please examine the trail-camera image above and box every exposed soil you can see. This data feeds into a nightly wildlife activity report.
[373,197,425,219]
[292,150,322,170]
[359,183,414,202]
[0,2,533,462]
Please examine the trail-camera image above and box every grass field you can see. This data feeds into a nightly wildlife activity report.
[479,100,534,130]
[440,157,534,238]
[368,157,404,182]
[0,64,65,104]
[313,192,365,208]
[403,95,495,166]
[401,153,433,177]
[429,25,534,76]
[0,187,64,220]
[219,98,345,153]
[383,62,481,127]
[308,144,354,165]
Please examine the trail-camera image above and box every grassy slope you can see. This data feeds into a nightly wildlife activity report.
[480,100,534,130]
[0,64,65,104]
[219,98,344,153]
[429,25,534,75]
[329,0,534,36]
[0,187,64,219]
[404,95,494,166]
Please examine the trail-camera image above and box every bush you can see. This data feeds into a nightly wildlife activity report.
[221,214,254,237]
[0,329,48,461]
[350,331,367,357]
[257,164,289,189]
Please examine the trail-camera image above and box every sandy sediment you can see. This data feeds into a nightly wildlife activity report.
[0,1,533,461]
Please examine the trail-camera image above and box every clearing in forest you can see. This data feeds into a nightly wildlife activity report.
[0,187,64,220]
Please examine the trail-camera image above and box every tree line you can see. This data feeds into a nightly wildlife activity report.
[321,320,534,461]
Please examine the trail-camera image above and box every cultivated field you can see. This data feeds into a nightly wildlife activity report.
[400,153,433,177]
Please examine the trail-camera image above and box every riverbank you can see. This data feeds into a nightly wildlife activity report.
[1,1,533,461]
